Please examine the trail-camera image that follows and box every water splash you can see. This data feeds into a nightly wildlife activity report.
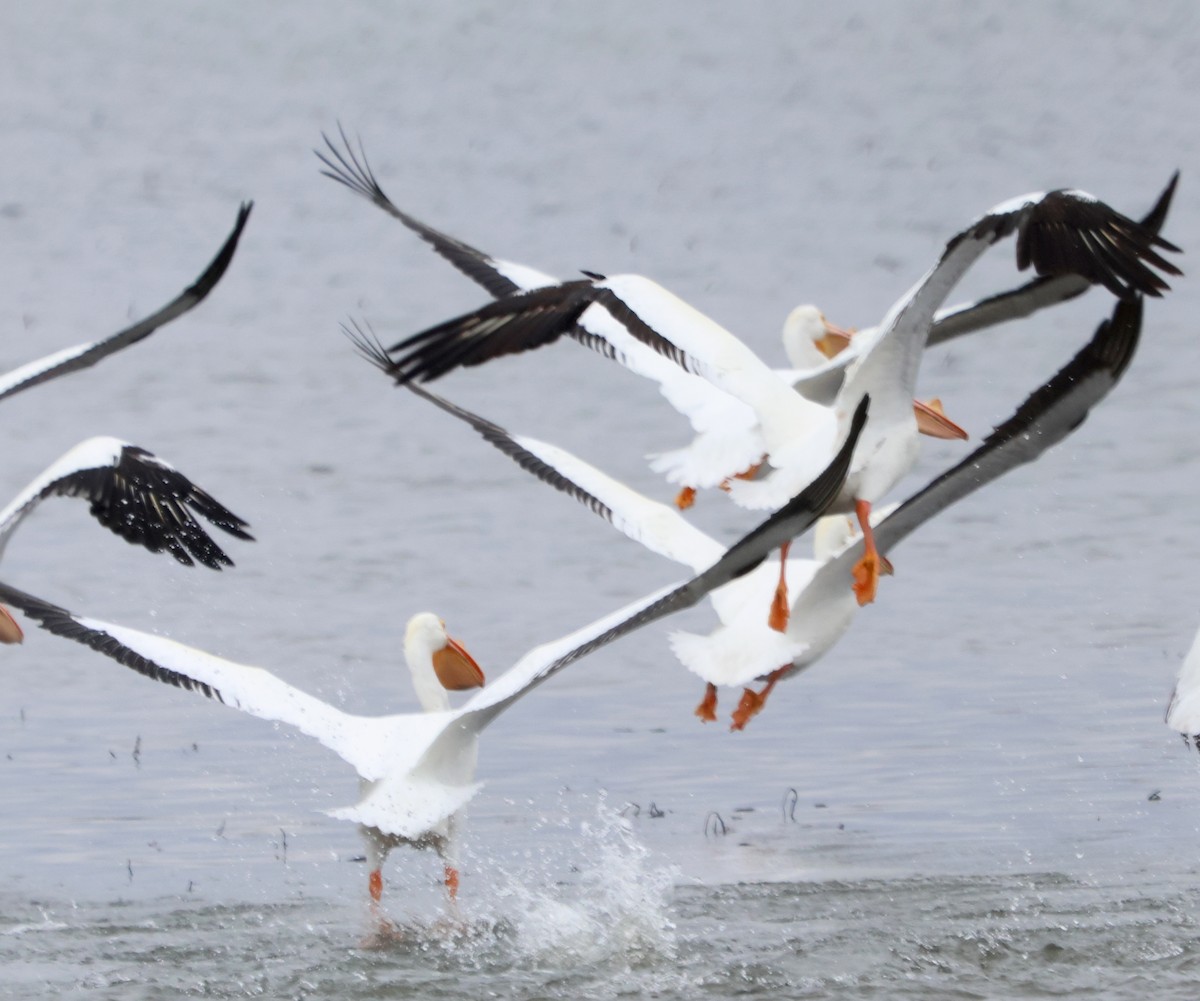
[487,800,680,967]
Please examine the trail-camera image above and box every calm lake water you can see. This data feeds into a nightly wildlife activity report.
[2,2,1199,997]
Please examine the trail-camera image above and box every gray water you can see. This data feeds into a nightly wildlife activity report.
[2,2,1199,997]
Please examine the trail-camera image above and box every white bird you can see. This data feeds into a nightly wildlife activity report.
[0,398,868,905]
[316,131,977,506]
[0,203,252,403]
[682,293,1144,726]
[0,437,253,644]
[369,293,1141,727]
[383,185,1177,620]
[374,367,877,728]
[1165,627,1200,751]
[318,131,1174,510]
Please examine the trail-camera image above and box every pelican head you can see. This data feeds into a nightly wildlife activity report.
[781,304,854,367]
[404,613,485,713]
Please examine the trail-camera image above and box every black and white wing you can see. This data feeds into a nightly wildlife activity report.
[385,186,1176,387]
[808,296,1141,608]
[0,203,252,404]
[316,127,550,299]
[448,395,870,732]
[0,437,252,569]
[401,380,725,571]
[927,171,1178,346]
[0,580,407,780]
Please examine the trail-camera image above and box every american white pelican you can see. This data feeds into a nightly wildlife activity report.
[0,398,867,904]
[376,367,874,728]
[382,186,1177,618]
[366,293,1140,727]
[316,131,972,504]
[0,203,252,403]
[317,128,1173,436]
[698,294,1144,727]
[0,437,253,644]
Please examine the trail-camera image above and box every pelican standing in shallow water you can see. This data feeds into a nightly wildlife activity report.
[0,398,867,909]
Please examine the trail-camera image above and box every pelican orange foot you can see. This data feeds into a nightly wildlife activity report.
[730,666,789,731]
[719,456,767,493]
[767,541,792,632]
[694,682,718,722]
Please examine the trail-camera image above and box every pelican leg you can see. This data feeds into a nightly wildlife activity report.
[675,486,697,510]
[368,868,384,903]
[444,864,460,900]
[851,499,885,606]
[719,456,767,493]
[730,665,789,731]
[694,682,718,722]
[768,541,792,632]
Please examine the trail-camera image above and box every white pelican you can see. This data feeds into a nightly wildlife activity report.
[0,203,252,403]
[0,398,867,904]
[367,293,1141,727]
[0,437,253,643]
[382,186,1177,619]
[315,131,979,505]
[317,131,1174,505]
[695,293,1144,726]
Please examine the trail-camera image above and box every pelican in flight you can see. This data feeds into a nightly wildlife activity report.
[0,398,867,906]
[376,182,1177,621]
[356,293,1142,727]
[317,133,1171,512]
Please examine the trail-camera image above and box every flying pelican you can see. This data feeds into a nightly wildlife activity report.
[324,130,1114,501]
[356,293,1141,727]
[0,398,867,905]
[316,131,1173,505]
[380,185,1177,620]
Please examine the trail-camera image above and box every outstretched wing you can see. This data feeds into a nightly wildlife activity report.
[0,580,408,781]
[446,395,870,733]
[0,438,252,569]
[0,203,252,403]
[812,297,1142,611]
[928,171,1178,346]
[317,126,550,298]
[405,382,725,572]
